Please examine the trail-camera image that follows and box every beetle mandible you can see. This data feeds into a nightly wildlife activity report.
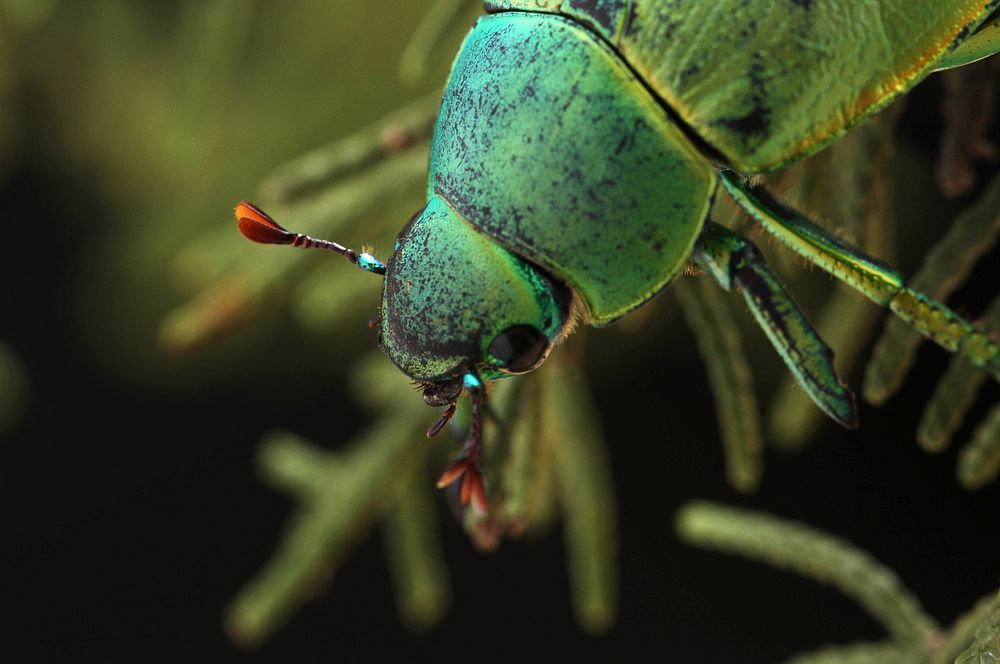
[237,0,1000,513]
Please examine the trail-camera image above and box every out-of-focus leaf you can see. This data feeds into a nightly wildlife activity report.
[935,59,999,198]
[256,92,441,204]
[499,374,558,535]
[161,142,428,351]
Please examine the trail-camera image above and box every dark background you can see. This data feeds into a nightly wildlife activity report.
[2,2,999,661]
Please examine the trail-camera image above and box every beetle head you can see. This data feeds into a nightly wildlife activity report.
[378,194,572,393]
[235,195,573,512]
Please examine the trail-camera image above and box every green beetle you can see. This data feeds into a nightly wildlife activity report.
[238,0,1000,512]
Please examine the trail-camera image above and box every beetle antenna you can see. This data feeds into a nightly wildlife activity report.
[435,375,488,514]
[235,201,386,275]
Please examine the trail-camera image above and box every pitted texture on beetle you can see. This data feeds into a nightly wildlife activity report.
[380,196,568,382]
[492,0,999,173]
[431,12,714,325]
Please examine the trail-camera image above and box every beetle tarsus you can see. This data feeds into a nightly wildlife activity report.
[436,457,471,488]
[436,459,487,515]
[462,470,488,515]
[435,385,488,514]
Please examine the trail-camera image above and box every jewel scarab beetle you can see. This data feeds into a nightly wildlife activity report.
[237,0,1000,513]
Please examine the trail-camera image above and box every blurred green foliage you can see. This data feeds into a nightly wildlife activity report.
[677,502,1000,664]
[4,0,454,389]
[0,339,29,434]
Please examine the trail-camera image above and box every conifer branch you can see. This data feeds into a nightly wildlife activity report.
[675,502,938,644]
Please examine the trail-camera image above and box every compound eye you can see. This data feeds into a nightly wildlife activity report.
[487,324,549,374]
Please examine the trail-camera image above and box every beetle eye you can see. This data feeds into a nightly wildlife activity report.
[487,324,549,374]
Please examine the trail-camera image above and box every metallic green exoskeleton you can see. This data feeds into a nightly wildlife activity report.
[238,0,1000,511]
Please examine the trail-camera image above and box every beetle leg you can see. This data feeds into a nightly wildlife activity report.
[722,171,1000,382]
[934,14,1000,72]
[435,381,488,514]
[694,221,858,428]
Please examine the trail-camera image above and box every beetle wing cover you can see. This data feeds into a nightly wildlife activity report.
[616,0,1000,172]
[490,0,1000,173]
[430,12,715,325]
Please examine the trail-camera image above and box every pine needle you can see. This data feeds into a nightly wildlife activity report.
[675,501,938,644]
[675,277,763,492]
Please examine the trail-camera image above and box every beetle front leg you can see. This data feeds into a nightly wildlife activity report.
[435,373,489,514]
[693,221,858,429]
